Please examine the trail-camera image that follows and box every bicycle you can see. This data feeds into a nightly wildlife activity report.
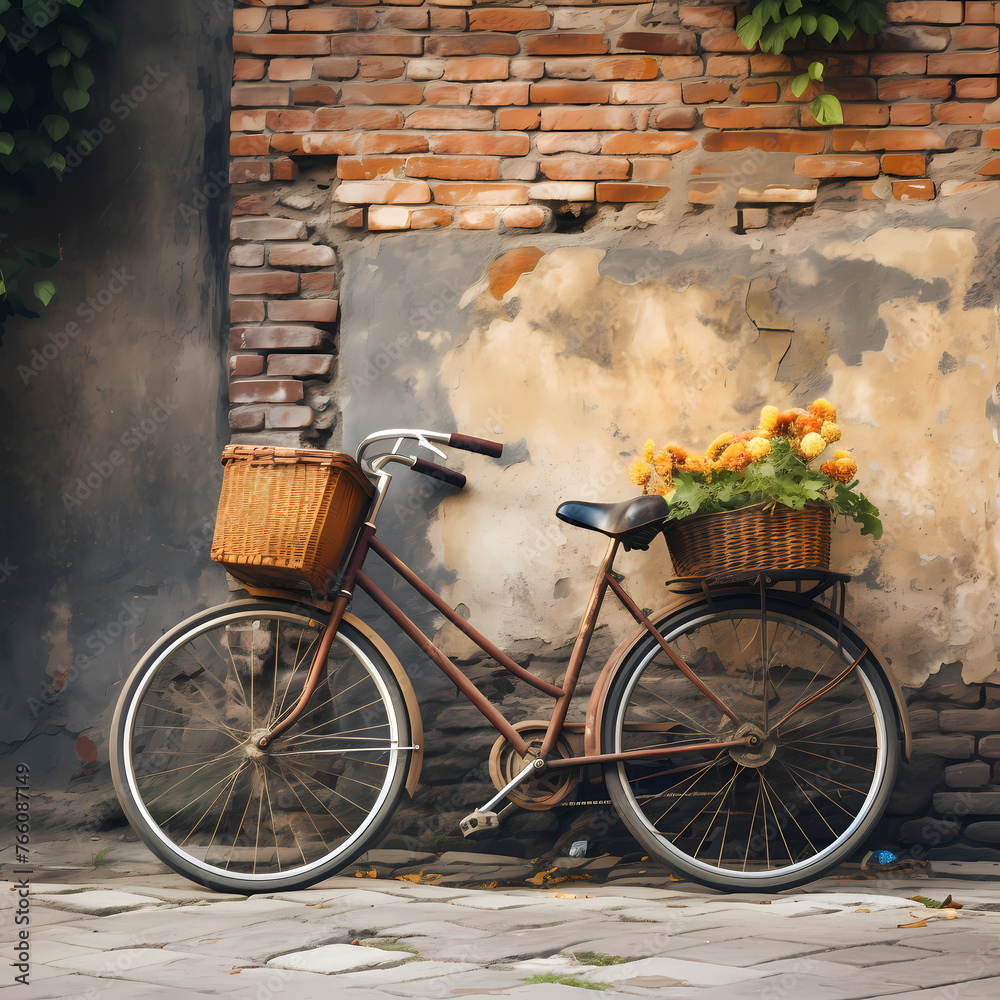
[110,427,909,895]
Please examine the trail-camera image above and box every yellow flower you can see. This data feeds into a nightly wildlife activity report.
[705,432,735,461]
[642,439,655,463]
[809,398,837,422]
[748,436,771,462]
[834,449,851,459]
[799,432,826,460]
[821,456,857,483]
[627,460,651,487]
[718,441,752,471]
[759,405,779,433]
[820,421,841,444]
[653,449,673,479]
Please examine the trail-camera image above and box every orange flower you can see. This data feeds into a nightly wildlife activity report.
[809,398,837,422]
[653,449,673,479]
[705,432,735,461]
[627,460,651,488]
[717,441,752,471]
[821,456,857,483]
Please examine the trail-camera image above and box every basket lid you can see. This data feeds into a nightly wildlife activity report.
[219,444,375,496]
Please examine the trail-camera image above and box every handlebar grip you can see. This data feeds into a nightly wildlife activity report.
[449,433,503,458]
[411,458,467,489]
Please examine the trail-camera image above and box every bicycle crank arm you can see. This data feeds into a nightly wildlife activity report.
[459,757,545,835]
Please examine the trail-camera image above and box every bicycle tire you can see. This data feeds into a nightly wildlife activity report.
[110,600,412,893]
[601,594,899,892]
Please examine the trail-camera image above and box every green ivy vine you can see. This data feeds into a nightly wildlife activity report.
[736,0,889,125]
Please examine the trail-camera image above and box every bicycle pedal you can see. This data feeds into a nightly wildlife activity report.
[459,810,499,837]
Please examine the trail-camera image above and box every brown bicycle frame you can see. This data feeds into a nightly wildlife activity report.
[260,519,752,765]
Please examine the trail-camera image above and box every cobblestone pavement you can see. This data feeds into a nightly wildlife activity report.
[4,838,1000,999]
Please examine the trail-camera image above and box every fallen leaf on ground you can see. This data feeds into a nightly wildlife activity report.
[555,893,576,899]
[911,894,963,909]
[897,918,928,928]
[355,869,378,878]
[395,869,444,884]
[855,909,870,913]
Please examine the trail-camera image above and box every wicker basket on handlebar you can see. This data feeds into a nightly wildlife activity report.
[211,445,375,593]
[663,502,831,579]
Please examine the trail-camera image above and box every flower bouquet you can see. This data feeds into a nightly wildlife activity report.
[626,399,882,578]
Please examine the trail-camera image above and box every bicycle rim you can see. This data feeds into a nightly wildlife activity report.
[603,599,898,891]
[112,604,410,892]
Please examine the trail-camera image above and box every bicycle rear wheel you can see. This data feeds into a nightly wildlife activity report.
[111,600,412,893]
[601,595,899,892]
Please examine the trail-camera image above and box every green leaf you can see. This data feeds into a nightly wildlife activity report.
[73,61,95,91]
[44,151,66,171]
[783,0,803,12]
[79,8,116,44]
[0,85,12,115]
[790,72,812,98]
[0,131,13,155]
[808,60,825,81]
[735,14,764,51]
[817,13,841,43]
[800,13,818,34]
[16,244,58,267]
[41,114,69,142]
[17,130,52,164]
[0,0,12,14]
[62,87,90,112]
[810,93,844,126]
[760,21,791,54]
[784,13,802,38]
[48,46,72,68]
[34,279,58,306]
[59,24,91,59]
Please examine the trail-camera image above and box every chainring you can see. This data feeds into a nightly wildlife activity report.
[488,721,579,811]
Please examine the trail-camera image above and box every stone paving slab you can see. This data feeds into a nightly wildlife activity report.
[28,888,166,915]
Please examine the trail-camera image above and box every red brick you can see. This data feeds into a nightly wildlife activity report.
[978,158,1000,175]
[882,153,927,175]
[541,107,639,131]
[510,57,546,79]
[340,83,425,105]
[832,128,947,151]
[524,33,608,56]
[329,34,423,56]
[784,77,878,102]
[269,9,288,31]
[423,82,473,105]
[798,53,871,77]
[470,9,551,31]
[500,205,547,228]
[661,55,705,79]
[679,4,735,27]
[738,83,779,103]
[231,160,271,183]
[231,110,266,131]
[406,108,495,129]
[886,2,964,23]
[268,300,339,324]
[338,155,406,179]
[612,82,684,104]
[429,9,467,30]
[405,155,499,180]
[536,133,601,154]
[596,182,671,202]
[750,55,795,74]
[956,76,998,98]
[891,103,933,124]
[272,159,298,182]
[682,81,731,103]
[442,57,510,81]
[268,244,337,267]
[426,33,520,56]
[334,179,431,204]
[229,271,299,296]
[230,134,269,156]
[233,9,267,32]
[231,217,308,240]
[530,81,612,104]
[651,107,699,129]
[232,193,275,216]
[701,28,750,52]
[470,82,529,105]
[266,110,317,131]
[457,207,500,230]
[964,1,996,21]
[703,107,798,129]
[706,55,750,77]
[539,156,630,181]
[233,35,329,56]
[498,108,540,130]
[230,243,264,266]
[266,355,333,377]
[629,159,674,182]
[300,273,337,292]
[272,58,319,82]
[987,130,1000,149]
[286,9,358,32]
[239,326,327,350]
[432,182,529,205]
[878,77,952,100]
[529,180,595,201]
[934,103,989,124]
[880,25,951,49]
[232,83,290,107]
[315,57,360,79]
[428,132,530,155]
[893,179,935,199]
[409,207,453,228]
[230,379,305,404]
[795,155,880,178]
[264,405,315,430]
[617,30,698,55]
[702,131,826,153]
[870,53,927,74]
[358,56,406,81]
[234,59,265,81]
[950,24,999,47]
[293,85,341,105]
[231,302,267,326]
[594,56,659,80]
[928,52,999,74]
[343,209,364,229]
[601,132,698,155]
[542,57,595,80]
[315,108,404,130]
[229,355,265,379]
[380,8,429,30]
[803,104,889,127]
[229,406,265,432]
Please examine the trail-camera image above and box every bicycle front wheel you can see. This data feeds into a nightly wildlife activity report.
[602,596,899,892]
[111,601,412,893]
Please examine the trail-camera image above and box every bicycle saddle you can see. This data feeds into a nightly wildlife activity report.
[556,495,670,551]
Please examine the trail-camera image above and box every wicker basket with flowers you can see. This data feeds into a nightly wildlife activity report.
[626,399,882,579]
